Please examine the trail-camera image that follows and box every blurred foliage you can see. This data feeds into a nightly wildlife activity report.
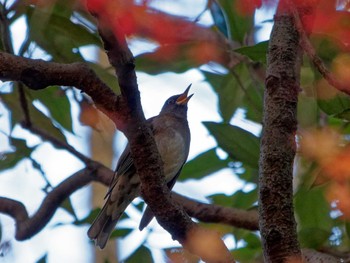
[1,0,350,262]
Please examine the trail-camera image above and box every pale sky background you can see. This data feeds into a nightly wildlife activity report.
[0,1,274,262]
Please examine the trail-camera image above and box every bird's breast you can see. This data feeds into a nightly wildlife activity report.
[154,126,187,182]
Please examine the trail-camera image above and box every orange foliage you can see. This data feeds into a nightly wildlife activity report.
[183,227,233,262]
[300,128,341,163]
[84,0,191,43]
[292,0,350,49]
[314,54,350,97]
[332,53,350,84]
[82,0,226,65]
[165,248,199,263]
[187,42,222,65]
[235,0,262,16]
[300,128,350,219]
[78,99,100,129]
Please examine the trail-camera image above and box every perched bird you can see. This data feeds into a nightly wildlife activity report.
[88,85,193,249]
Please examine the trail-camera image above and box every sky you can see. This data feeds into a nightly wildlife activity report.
[0,1,274,262]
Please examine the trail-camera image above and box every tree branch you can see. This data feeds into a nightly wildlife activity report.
[93,13,234,261]
[0,164,111,240]
[0,160,346,261]
[259,1,303,262]
[290,3,350,96]
[0,51,127,130]
[0,161,258,241]
[172,193,259,231]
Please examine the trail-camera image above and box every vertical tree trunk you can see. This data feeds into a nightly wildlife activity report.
[259,1,303,262]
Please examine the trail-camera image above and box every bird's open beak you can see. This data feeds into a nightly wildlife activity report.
[176,84,194,105]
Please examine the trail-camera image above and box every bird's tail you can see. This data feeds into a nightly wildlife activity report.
[87,200,126,249]
[88,180,139,248]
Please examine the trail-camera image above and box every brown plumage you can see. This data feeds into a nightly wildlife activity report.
[88,86,192,249]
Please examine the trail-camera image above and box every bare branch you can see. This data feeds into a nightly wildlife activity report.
[0,164,111,240]
[0,3,14,54]
[0,51,127,129]
[172,193,259,231]
[0,161,258,241]
[290,3,350,96]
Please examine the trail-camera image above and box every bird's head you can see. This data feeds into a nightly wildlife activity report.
[160,84,193,118]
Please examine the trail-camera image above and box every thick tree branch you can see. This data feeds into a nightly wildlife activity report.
[0,51,127,130]
[0,162,258,241]
[0,164,111,240]
[172,193,259,231]
[259,1,303,262]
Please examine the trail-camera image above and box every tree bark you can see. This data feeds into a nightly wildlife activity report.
[259,1,303,262]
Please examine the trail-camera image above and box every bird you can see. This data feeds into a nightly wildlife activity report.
[88,85,193,249]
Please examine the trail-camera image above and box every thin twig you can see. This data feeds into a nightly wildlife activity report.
[24,125,92,164]
[0,2,14,54]
[18,83,31,127]
[289,1,350,95]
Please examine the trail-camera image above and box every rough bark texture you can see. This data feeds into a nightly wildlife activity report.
[258,1,303,262]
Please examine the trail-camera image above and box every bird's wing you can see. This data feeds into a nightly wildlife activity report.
[105,117,155,199]
[138,165,184,231]
[104,144,135,199]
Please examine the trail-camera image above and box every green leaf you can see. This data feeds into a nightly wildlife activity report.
[295,186,333,230]
[231,246,261,263]
[26,6,98,62]
[242,82,264,123]
[125,246,152,263]
[27,6,101,48]
[235,41,268,63]
[136,45,202,75]
[29,87,73,132]
[203,63,263,123]
[295,186,333,248]
[88,63,120,94]
[203,70,244,121]
[1,90,68,145]
[231,189,258,209]
[318,95,350,119]
[217,0,254,43]
[203,122,260,168]
[299,227,330,248]
[180,148,229,180]
[209,193,233,207]
[346,221,350,239]
[236,166,259,184]
[316,81,350,120]
[298,94,319,128]
[210,188,257,209]
[243,232,261,249]
[0,137,33,171]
